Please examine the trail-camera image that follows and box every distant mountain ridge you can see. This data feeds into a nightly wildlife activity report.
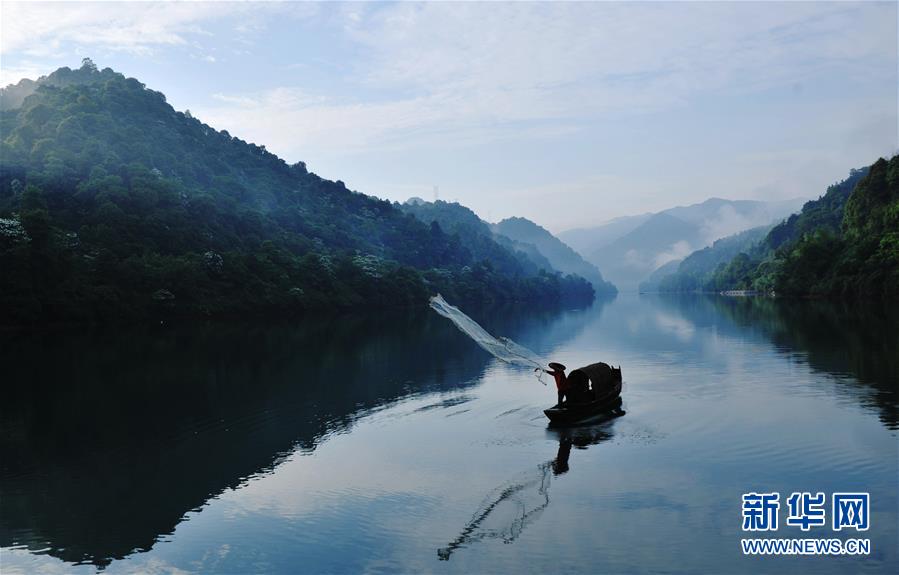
[492,217,616,294]
[559,197,807,291]
[398,199,616,294]
[557,213,650,260]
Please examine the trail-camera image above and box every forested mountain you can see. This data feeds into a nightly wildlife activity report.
[0,61,593,324]
[397,199,599,296]
[493,217,616,294]
[643,225,772,293]
[397,199,544,277]
[704,157,897,297]
[560,197,806,291]
[751,168,869,259]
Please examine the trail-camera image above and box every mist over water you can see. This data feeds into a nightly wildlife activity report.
[1,295,896,574]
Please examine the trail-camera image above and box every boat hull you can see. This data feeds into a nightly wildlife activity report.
[543,379,622,425]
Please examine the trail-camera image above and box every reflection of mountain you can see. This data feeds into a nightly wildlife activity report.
[0,313,473,566]
[457,293,615,367]
[652,295,899,430]
[439,405,623,560]
[0,300,599,568]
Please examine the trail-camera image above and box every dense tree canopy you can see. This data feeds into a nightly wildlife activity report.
[650,226,771,293]
[0,62,593,324]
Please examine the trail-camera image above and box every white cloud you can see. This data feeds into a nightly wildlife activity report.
[2,1,895,229]
[197,87,560,157]
[0,1,283,57]
[211,93,258,107]
[654,310,696,342]
[654,241,694,269]
[698,205,769,248]
[194,2,895,160]
[4,2,193,56]
[345,1,892,114]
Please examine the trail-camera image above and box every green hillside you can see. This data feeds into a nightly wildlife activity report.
[648,225,772,292]
[707,157,897,297]
[0,61,121,111]
[397,199,594,300]
[493,217,617,294]
[0,61,593,324]
[398,200,613,295]
[397,199,545,278]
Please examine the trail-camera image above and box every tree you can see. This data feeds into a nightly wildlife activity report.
[0,62,596,323]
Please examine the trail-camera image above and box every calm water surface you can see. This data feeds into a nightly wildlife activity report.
[1,294,897,573]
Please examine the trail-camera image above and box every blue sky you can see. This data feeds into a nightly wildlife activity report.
[1,1,896,232]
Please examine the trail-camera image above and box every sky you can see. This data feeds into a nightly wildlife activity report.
[1,1,896,232]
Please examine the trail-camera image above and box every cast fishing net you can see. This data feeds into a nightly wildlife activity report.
[429,294,548,383]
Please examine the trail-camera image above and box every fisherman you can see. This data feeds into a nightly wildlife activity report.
[542,362,570,406]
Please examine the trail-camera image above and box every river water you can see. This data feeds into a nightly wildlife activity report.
[1,294,896,573]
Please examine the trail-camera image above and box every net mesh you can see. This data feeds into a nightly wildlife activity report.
[438,461,552,560]
[429,294,548,382]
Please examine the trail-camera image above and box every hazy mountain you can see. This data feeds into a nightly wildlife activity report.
[562,197,807,291]
[637,259,683,293]
[645,225,772,293]
[0,62,593,323]
[589,212,702,291]
[558,213,650,257]
[492,217,616,294]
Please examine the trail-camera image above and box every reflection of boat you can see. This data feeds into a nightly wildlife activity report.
[546,401,625,474]
[544,363,623,424]
[438,405,625,561]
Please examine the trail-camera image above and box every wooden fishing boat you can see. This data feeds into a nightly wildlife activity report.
[544,363,623,425]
